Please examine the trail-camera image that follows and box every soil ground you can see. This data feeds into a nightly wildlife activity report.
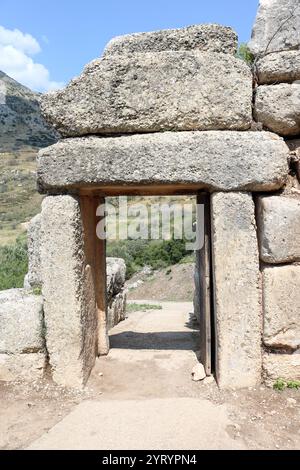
[0,301,299,450]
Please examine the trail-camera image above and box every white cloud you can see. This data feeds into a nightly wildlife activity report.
[0,25,64,92]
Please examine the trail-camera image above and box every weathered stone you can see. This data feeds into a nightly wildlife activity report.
[41,196,98,388]
[0,352,45,382]
[287,139,300,181]
[41,52,252,137]
[37,131,289,193]
[257,195,300,263]
[211,192,262,389]
[263,265,300,351]
[106,258,126,299]
[254,83,300,136]
[24,214,42,289]
[107,291,127,331]
[103,24,238,56]
[191,363,206,381]
[249,0,300,55]
[256,51,300,84]
[0,289,44,354]
[263,353,300,386]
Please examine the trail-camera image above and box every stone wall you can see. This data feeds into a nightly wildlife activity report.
[250,0,300,386]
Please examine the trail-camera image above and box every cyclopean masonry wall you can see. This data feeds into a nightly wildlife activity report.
[25,8,299,389]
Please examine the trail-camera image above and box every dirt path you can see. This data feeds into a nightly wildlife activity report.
[0,301,299,450]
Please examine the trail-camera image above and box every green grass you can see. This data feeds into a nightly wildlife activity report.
[273,378,300,391]
[126,303,163,313]
[0,234,28,290]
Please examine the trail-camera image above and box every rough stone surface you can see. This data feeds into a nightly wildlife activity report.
[191,363,206,381]
[103,24,238,56]
[287,139,300,182]
[40,52,252,137]
[211,192,262,389]
[256,51,300,84]
[37,131,289,193]
[263,265,300,351]
[249,0,300,55]
[0,352,45,382]
[257,195,300,263]
[107,292,127,331]
[254,83,300,136]
[41,196,98,388]
[0,289,44,354]
[106,258,126,299]
[263,353,300,386]
[24,214,42,289]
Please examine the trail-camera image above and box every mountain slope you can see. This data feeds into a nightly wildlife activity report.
[0,71,59,245]
[0,71,58,151]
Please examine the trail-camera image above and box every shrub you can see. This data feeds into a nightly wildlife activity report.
[0,235,28,290]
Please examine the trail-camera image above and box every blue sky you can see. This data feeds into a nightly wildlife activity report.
[0,0,259,92]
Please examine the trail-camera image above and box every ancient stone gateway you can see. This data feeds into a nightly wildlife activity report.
[35,13,300,389]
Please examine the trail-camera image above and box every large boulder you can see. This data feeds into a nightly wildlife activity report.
[256,51,300,84]
[40,52,252,137]
[263,353,300,386]
[257,195,300,264]
[103,24,238,56]
[0,353,45,382]
[106,258,126,299]
[211,192,262,388]
[254,83,300,136]
[0,289,44,354]
[263,265,300,351]
[41,196,98,388]
[107,292,127,331]
[37,131,289,193]
[249,0,300,55]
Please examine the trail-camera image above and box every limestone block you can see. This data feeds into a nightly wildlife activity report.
[249,0,300,55]
[211,192,262,388]
[24,213,42,289]
[263,353,300,386]
[37,131,289,193]
[256,51,300,84]
[0,289,44,354]
[103,24,238,56]
[106,258,126,299]
[40,52,252,137]
[107,291,127,331]
[254,83,300,136]
[41,196,98,388]
[257,195,300,263]
[263,265,300,351]
[0,353,45,382]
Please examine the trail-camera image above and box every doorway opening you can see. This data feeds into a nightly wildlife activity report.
[98,191,215,382]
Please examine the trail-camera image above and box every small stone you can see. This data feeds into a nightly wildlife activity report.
[287,398,297,406]
[191,363,206,381]
[203,376,215,385]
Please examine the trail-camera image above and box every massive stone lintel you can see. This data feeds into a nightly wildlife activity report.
[37,131,289,193]
[249,0,300,55]
[40,52,252,137]
[211,192,262,389]
[103,24,238,56]
[41,196,98,388]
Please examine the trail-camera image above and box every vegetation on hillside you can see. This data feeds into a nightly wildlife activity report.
[0,234,28,290]
[107,237,191,279]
